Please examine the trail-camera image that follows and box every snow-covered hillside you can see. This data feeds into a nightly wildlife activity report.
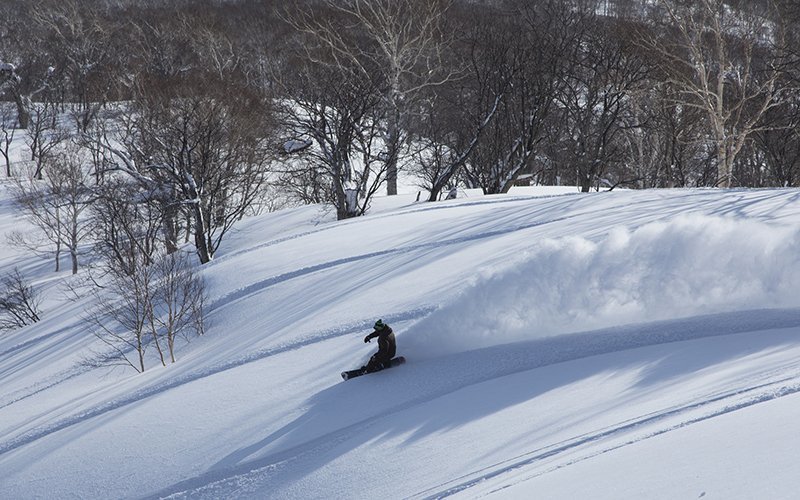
[2,186,800,499]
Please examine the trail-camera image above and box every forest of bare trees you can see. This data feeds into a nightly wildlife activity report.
[1,0,799,251]
[2,0,798,201]
[2,0,799,368]
[1,0,798,260]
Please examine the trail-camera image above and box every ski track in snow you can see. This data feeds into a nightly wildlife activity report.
[420,376,800,499]
[146,308,800,499]
[215,187,799,267]
[0,367,85,411]
[208,216,572,313]
[214,193,580,264]
[0,307,434,458]
[0,323,88,410]
[0,327,67,359]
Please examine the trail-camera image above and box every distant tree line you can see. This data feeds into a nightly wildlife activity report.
[2,0,799,213]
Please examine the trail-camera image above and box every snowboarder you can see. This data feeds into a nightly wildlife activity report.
[362,319,396,373]
[341,320,404,380]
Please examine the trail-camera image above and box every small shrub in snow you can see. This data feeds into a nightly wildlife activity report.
[0,269,41,332]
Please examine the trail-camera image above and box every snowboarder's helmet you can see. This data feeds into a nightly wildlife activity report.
[374,319,386,330]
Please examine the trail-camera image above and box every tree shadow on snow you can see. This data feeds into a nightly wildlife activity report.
[148,307,800,499]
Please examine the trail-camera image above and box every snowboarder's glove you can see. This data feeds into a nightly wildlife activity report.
[364,336,371,343]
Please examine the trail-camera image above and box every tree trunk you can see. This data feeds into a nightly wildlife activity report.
[192,204,212,264]
[334,178,360,220]
[13,93,31,130]
[71,249,79,275]
[385,92,401,196]
[150,320,166,368]
[137,332,146,373]
[717,140,731,188]
[169,334,176,364]
[54,238,61,273]
[162,209,179,255]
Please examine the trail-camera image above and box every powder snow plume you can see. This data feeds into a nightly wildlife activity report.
[403,214,800,358]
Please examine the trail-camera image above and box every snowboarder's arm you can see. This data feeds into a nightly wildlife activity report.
[364,331,379,343]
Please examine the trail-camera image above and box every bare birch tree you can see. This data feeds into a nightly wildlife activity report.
[25,99,67,180]
[83,76,274,264]
[278,60,385,219]
[465,2,584,194]
[639,0,786,187]
[287,0,455,195]
[88,176,165,275]
[10,144,94,274]
[84,251,206,373]
[422,25,509,200]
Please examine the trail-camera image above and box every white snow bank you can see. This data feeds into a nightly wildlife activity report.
[405,214,800,357]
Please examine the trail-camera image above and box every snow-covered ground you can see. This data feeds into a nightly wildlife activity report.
[2,183,800,499]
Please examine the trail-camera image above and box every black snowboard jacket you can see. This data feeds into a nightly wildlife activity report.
[365,326,396,361]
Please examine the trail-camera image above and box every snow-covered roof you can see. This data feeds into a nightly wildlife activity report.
[282,138,313,154]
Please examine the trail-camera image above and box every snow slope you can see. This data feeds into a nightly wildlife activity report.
[2,186,800,499]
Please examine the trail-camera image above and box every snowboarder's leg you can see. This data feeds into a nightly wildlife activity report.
[371,353,396,372]
[365,354,386,373]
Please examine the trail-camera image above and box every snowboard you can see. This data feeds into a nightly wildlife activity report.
[341,356,406,381]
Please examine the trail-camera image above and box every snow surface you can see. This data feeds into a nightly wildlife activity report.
[2,183,800,499]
